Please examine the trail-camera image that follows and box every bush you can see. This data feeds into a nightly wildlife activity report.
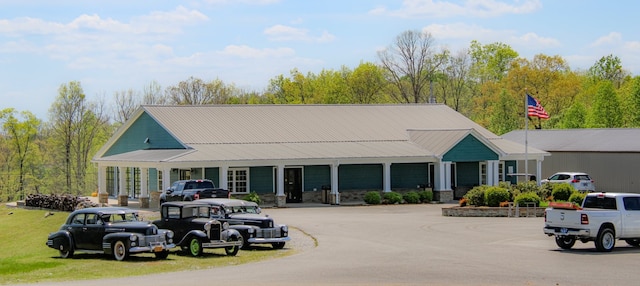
[242,191,262,204]
[383,191,403,204]
[551,183,574,201]
[568,192,586,206]
[418,190,433,203]
[364,191,381,205]
[484,186,510,207]
[514,192,541,207]
[463,185,488,206]
[403,191,421,204]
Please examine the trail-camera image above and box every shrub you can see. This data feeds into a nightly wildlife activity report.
[463,185,488,206]
[514,192,541,207]
[551,183,574,201]
[383,191,403,204]
[484,186,510,207]
[242,191,262,204]
[418,190,433,203]
[568,192,586,206]
[364,191,382,205]
[403,191,421,204]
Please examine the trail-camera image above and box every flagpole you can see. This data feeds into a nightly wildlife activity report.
[524,90,528,181]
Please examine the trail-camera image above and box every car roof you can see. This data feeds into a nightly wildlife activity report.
[161,201,210,207]
[553,172,589,175]
[71,207,137,215]
[197,198,258,207]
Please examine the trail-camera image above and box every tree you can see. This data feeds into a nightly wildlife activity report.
[113,89,140,124]
[347,62,386,104]
[488,90,519,135]
[377,30,443,103]
[559,102,587,129]
[165,77,236,105]
[589,81,622,128]
[0,109,40,200]
[438,49,472,112]
[49,81,110,195]
[588,54,626,88]
[469,40,519,84]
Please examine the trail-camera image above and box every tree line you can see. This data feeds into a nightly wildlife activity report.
[1,29,639,202]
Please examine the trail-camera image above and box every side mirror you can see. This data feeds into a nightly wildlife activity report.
[165,188,173,194]
[256,207,262,214]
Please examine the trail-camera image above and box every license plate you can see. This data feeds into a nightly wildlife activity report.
[153,245,163,252]
[582,183,588,186]
[561,228,568,234]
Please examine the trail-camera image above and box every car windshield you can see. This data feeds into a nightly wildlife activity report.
[103,212,138,222]
[223,205,260,214]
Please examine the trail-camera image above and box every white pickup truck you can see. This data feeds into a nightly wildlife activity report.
[543,192,640,252]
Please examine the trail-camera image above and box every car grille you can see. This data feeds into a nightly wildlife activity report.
[139,234,165,245]
[256,228,281,238]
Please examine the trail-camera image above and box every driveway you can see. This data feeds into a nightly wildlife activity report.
[23,203,640,286]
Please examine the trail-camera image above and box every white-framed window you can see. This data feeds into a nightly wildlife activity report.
[479,161,505,185]
[228,168,249,194]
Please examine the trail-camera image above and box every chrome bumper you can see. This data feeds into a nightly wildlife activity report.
[543,226,590,237]
[248,236,291,244]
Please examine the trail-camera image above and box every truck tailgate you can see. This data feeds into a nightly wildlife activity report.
[545,208,584,228]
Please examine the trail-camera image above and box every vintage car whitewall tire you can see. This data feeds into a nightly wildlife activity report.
[113,240,129,261]
[59,242,74,259]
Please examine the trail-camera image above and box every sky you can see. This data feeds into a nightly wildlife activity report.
[1,0,639,120]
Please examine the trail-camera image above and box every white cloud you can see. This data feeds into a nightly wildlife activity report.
[264,24,335,43]
[590,32,622,47]
[516,32,560,48]
[370,0,542,18]
[220,45,296,58]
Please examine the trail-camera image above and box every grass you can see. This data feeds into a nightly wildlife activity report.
[0,204,293,285]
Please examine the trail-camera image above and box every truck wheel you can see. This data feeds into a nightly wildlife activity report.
[272,242,286,249]
[555,236,575,249]
[625,238,640,247]
[113,240,129,261]
[154,250,169,259]
[225,235,241,256]
[186,237,203,257]
[595,227,615,252]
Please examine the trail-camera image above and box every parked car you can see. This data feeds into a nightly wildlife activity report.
[197,198,290,249]
[541,172,595,192]
[46,207,175,261]
[153,201,243,256]
[159,179,229,204]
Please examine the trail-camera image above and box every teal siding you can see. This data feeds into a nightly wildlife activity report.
[443,135,498,162]
[304,165,331,191]
[391,163,428,189]
[250,167,274,194]
[339,164,382,190]
[104,112,184,156]
[456,162,479,187]
[204,168,220,187]
[505,161,518,184]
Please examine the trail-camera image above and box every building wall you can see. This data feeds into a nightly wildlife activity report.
[339,164,383,190]
[250,166,274,194]
[391,163,428,189]
[443,135,498,162]
[539,152,640,193]
[304,165,331,192]
[104,112,183,156]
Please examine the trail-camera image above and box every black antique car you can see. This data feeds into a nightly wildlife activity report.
[197,198,290,249]
[46,207,175,261]
[153,201,243,256]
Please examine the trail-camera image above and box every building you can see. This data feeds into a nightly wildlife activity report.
[502,128,640,193]
[92,104,549,207]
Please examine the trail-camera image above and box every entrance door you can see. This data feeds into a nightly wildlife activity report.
[285,167,302,203]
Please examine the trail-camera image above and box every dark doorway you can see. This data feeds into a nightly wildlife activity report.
[285,167,302,203]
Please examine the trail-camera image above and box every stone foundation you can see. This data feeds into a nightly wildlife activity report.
[150,191,161,209]
[118,195,129,206]
[433,190,454,202]
[98,192,109,204]
[251,189,438,206]
[139,196,150,208]
[275,195,287,207]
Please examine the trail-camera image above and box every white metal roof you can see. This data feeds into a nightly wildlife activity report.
[95,104,547,164]
[502,129,640,152]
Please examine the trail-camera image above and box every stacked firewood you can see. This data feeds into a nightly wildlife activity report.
[25,194,98,211]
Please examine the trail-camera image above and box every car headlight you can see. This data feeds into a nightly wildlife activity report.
[130,234,138,241]
[166,230,174,239]
[204,222,211,232]
[223,222,229,229]
[282,225,288,232]
[248,228,255,234]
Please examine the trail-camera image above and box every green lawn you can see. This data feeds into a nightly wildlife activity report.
[0,204,292,285]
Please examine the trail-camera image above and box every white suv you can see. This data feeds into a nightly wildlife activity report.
[541,172,595,192]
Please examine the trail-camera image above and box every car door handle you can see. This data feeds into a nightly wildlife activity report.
[83,227,88,231]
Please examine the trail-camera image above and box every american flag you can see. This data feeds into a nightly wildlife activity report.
[527,94,549,119]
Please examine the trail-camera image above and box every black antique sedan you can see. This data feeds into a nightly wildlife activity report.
[153,201,243,256]
[197,198,290,249]
[46,207,175,261]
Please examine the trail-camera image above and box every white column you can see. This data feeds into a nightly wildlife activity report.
[276,165,285,196]
[434,162,443,191]
[536,160,543,185]
[443,161,452,190]
[140,168,148,198]
[119,167,127,197]
[162,167,171,192]
[98,165,107,195]
[330,163,340,204]
[219,165,229,190]
[383,162,391,192]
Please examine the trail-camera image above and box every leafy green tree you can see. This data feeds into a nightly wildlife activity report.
[347,62,386,104]
[488,90,519,135]
[559,102,587,128]
[589,81,622,128]
[0,109,41,201]
[588,54,627,88]
[469,40,519,83]
[627,76,640,126]
[49,81,110,195]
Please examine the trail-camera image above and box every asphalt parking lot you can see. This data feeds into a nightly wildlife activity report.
[23,203,640,286]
